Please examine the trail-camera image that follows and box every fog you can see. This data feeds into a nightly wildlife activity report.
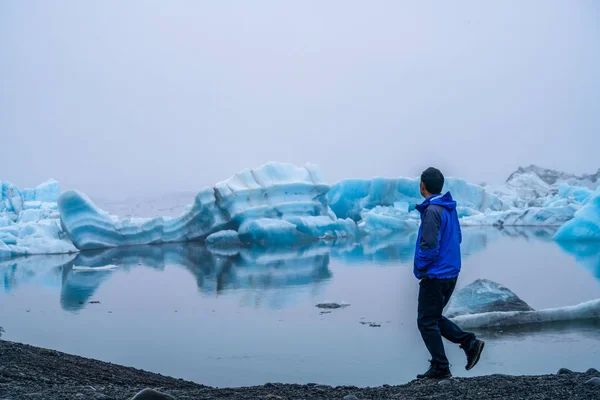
[1,1,598,198]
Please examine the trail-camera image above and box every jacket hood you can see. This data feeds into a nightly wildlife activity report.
[416,191,457,213]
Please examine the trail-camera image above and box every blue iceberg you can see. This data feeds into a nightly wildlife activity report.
[451,299,600,329]
[445,279,534,318]
[2,163,600,256]
[554,187,600,241]
[58,163,356,251]
[447,279,600,330]
[1,179,76,258]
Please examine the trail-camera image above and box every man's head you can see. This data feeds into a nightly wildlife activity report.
[420,167,444,198]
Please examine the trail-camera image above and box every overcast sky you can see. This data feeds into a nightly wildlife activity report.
[1,1,598,198]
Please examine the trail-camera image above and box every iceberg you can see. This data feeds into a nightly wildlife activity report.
[506,165,600,190]
[451,299,600,329]
[447,278,600,329]
[0,179,72,258]
[446,279,534,318]
[327,176,507,222]
[58,163,356,251]
[329,166,598,234]
[3,163,600,256]
[0,219,77,258]
[553,187,600,241]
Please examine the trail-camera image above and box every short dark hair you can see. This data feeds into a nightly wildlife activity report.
[421,167,444,194]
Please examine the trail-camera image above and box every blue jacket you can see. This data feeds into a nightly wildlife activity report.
[413,192,462,279]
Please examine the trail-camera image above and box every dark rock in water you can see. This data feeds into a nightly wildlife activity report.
[587,368,599,374]
[557,368,573,375]
[585,377,600,387]
[446,279,534,318]
[89,301,101,304]
[132,388,176,400]
[316,302,349,309]
[369,323,381,328]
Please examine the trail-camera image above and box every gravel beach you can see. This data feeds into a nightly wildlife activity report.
[1,340,599,400]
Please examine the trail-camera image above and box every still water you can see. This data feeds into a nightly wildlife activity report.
[1,227,599,387]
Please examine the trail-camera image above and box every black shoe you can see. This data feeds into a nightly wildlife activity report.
[416,363,452,380]
[463,339,485,371]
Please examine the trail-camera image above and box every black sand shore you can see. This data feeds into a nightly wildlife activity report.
[1,340,599,399]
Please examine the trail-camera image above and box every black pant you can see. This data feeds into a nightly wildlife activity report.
[417,277,475,367]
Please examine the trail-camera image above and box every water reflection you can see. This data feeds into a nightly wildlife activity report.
[3,226,599,312]
[58,243,334,310]
[556,241,600,279]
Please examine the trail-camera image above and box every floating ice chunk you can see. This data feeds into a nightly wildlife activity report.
[451,299,600,329]
[554,187,600,241]
[316,302,350,309]
[446,279,533,318]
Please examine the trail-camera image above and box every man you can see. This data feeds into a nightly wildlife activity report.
[414,167,485,379]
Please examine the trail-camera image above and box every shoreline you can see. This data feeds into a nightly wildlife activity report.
[1,340,599,399]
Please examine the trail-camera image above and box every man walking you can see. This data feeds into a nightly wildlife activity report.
[414,167,485,379]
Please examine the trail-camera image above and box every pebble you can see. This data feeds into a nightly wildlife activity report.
[585,377,600,387]
[343,395,359,400]
[131,388,176,400]
[557,368,573,375]
[438,379,452,386]
[265,395,284,400]
[587,368,599,374]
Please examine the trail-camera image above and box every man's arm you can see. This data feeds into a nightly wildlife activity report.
[414,206,443,272]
